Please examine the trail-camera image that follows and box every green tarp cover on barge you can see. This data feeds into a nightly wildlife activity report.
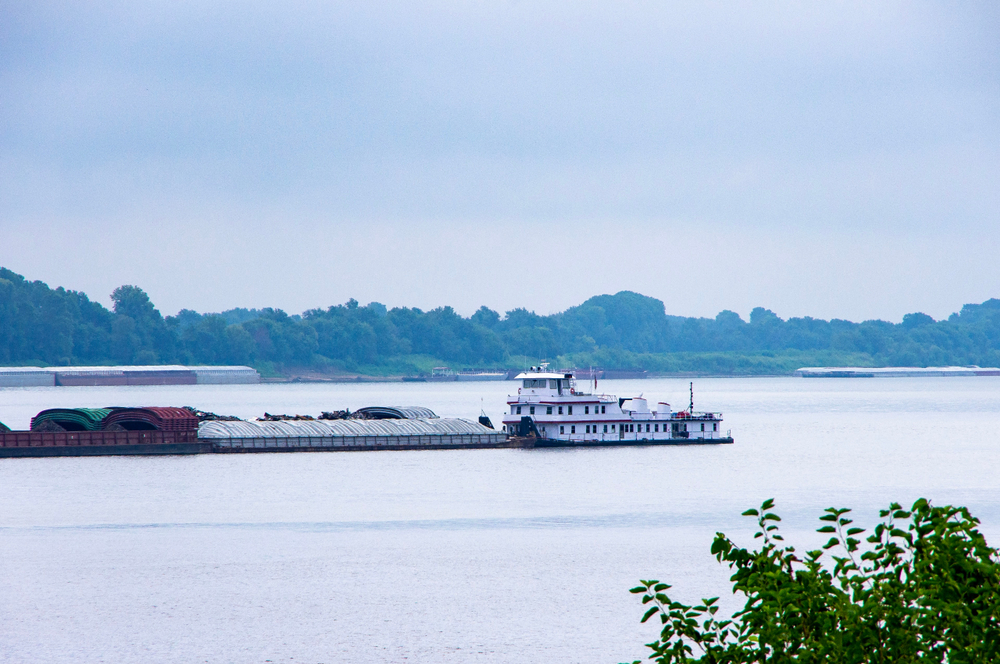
[30,408,112,431]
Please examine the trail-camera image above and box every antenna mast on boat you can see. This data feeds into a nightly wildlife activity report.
[689,382,694,413]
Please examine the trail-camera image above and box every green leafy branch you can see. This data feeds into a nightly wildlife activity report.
[625,499,1000,664]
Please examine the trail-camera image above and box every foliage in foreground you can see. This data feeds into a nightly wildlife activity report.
[629,499,1000,663]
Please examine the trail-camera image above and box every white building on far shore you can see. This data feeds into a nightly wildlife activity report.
[796,366,1000,378]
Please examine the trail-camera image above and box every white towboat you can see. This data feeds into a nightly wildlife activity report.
[501,365,733,446]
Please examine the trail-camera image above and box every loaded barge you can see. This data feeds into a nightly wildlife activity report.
[0,406,515,458]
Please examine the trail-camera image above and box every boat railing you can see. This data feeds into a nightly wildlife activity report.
[673,411,721,420]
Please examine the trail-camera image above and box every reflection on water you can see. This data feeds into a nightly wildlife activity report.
[1,377,999,663]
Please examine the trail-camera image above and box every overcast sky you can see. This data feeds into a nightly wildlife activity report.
[2,1,998,321]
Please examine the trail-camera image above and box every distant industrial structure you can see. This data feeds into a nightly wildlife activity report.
[796,366,1000,378]
[0,365,260,388]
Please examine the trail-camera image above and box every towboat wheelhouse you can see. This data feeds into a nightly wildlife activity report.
[501,366,730,445]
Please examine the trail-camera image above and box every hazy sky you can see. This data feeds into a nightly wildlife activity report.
[2,1,998,321]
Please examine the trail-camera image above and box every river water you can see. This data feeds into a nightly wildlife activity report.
[1,377,999,663]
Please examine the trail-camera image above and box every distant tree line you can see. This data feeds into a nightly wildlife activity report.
[3,267,1000,374]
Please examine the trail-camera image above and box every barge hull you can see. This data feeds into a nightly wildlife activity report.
[524,436,735,448]
[212,439,529,453]
[0,430,206,458]
[0,443,212,457]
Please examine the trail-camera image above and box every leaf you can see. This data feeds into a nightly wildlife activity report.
[817,525,836,533]
[641,606,659,623]
[742,509,759,517]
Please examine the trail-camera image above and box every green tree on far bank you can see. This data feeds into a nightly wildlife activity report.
[110,285,174,364]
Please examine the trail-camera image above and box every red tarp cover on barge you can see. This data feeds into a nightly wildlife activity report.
[102,407,199,431]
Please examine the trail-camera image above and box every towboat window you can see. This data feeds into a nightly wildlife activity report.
[584,406,589,414]
[546,406,552,414]
[646,424,651,432]
[558,406,563,414]
[714,423,718,431]
[601,405,606,414]
[561,379,571,390]
[603,424,608,433]
[560,426,564,434]
[654,424,659,432]
[549,380,559,389]
[701,423,705,431]
[611,424,615,431]
[516,406,521,414]
[529,406,535,415]
[571,425,576,434]
[523,379,546,388]
[567,406,573,415]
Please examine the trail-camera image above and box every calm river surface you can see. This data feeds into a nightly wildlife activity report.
[1,377,999,663]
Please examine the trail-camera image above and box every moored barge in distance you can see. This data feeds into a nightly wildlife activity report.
[501,365,733,447]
